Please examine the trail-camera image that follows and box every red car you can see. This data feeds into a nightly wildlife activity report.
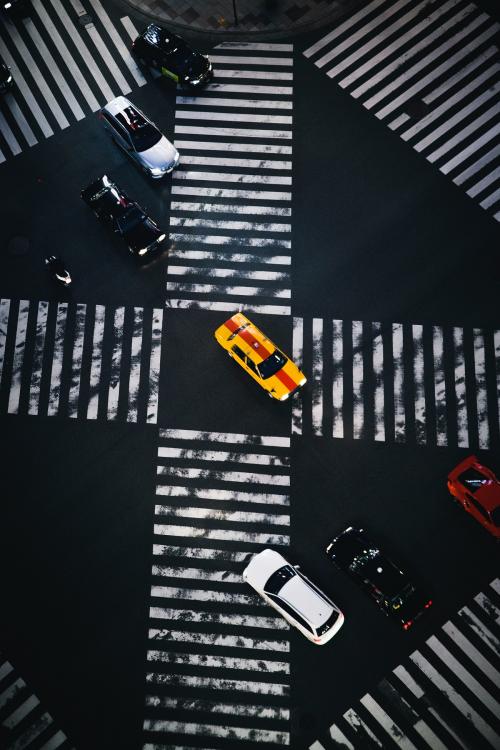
[447,456,500,539]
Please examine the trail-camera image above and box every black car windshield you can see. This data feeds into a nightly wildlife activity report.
[258,350,287,379]
[264,565,296,595]
[117,206,144,233]
[458,467,488,493]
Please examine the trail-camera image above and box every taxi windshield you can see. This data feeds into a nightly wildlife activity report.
[258,350,287,379]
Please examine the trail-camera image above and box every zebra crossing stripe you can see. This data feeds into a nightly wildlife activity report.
[143,718,288,743]
[453,327,469,448]
[475,591,500,624]
[441,122,499,175]
[87,304,105,420]
[127,307,144,423]
[378,677,447,750]
[145,694,289,719]
[473,329,490,449]
[47,302,68,416]
[0,299,11,386]
[148,628,289,651]
[393,323,405,442]
[156,466,290,485]
[352,321,364,440]
[178,96,292,109]
[0,109,21,156]
[156,485,289,505]
[88,0,146,87]
[412,324,426,444]
[373,323,385,442]
[4,95,37,149]
[158,446,289,466]
[107,306,124,420]
[68,303,87,419]
[147,650,289,673]
[332,319,343,439]
[149,606,289,629]
[458,605,500,656]
[304,0,386,59]
[175,141,292,155]
[312,318,323,436]
[360,693,417,750]
[28,301,49,415]
[155,505,289,525]
[146,309,163,424]
[432,326,447,447]
[7,300,30,414]
[442,620,500,685]
[343,707,383,746]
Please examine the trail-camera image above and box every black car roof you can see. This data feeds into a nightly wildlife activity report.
[143,24,182,54]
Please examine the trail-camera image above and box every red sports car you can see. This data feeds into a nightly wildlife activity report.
[447,456,500,539]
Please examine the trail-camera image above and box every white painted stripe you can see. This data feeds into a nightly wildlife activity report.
[4,693,39,728]
[455,144,500,186]
[175,125,291,139]
[291,316,303,436]
[351,1,472,97]
[174,140,292,155]
[312,318,323,436]
[152,545,254,562]
[38,730,67,750]
[496,332,500,441]
[3,20,69,129]
[158,429,290,447]
[86,24,131,95]
[442,620,500,686]
[428,104,500,166]
[0,677,26,710]
[32,0,99,111]
[205,82,293,95]
[475,591,500,624]
[68,303,86,418]
[491,579,500,596]
[328,725,354,748]
[177,96,292,109]
[0,147,5,164]
[453,327,469,448]
[171,202,291,216]
[171,184,291,199]
[146,671,289,695]
[173,171,291,185]
[158,446,289,466]
[424,46,497,104]
[215,42,293,51]
[0,109,21,155]
[24,17,85,120]
[352,321,364,440]
[12,711,54,748]
[459,605,500,656]
[210,55,292,66]
[148,627,290,651]
[0,660,13,682]
[373,22,499,120]
[7,300,30,414]
[169,266,289,282]
[170,218,290,232]
[107,306,124,420]
[332,319,343,439]
[415,82,500,153]
[320,0,414,71]
[432,326,447,446]
[304,0,386,59]
[120,15,138,41]
[166,299,291,315]
[177,110,292,125]
[360,693,417,750]
[149,606,289,629]
[166,281,290,298]
[5,95,37,148]
[156,485,289,505]
[467,166,500,198]
[343,708,383,746]
[0,38,52,138]
[151,585,263,606]
[49,0,115,101]
[215,68,293,80]
[28,301,49,415]
[337,0,461,88]
[153,525,289,545]
[127,307,143,423]
[410,650,500,746]
[179,155,291,170]
[393,664,423,697]
[440,123,499,174]
[145,694,289,720]
[427,634,500,717]
[388,113,411,131]
[143,718,288,743]
[155,506,289,526]
[87,304,105,420]
[473,329,490,449]
[156,465,290,485]
[89,0,146,86]
[372,322,385,442]
[480,186,500,209]
[168,249,291,265]
[152,565,242,582]
[0,299,10,384]
[147,649,289,673]
[147,309,163,424]
[380,678,447,750]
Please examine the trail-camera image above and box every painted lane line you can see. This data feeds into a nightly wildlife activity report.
[47,303,68,416]
[156,466,289,485]
[174,140,292,155]
[175,125,292,139]
[107,306,124,420]
[332,319,344,439]
[68,303,87,418]
[473,329,490,449]
[453,327,469,448]
[179,155,292,170]
[159,428,290,447]
[373,323,385,442]
[177,96,292,109]
[153,525,289,545]
[432,325,447,446]
[393,323,405,442]
[145,694,289,719]
[360,693,417,750]
[171,201,291,215]
[168,249,291,265]
[85,25,131,95]
[147,649,289,673]
[127,307,143,423]
[312,318,323,436]
[86,305,105,420]
[158,446,289,466]
[27,301,49,415]
[352,321,364,440]
[149,606,289,629]
[170,217,291,231]
[147,309,163,424]
[173,171,291,185]
[155,485,289,505]
[442,621,500,686]
[5,95,37,148]
[165,282,290,298]
[168,267,289,283]
[291,317,304,436]
[166,300,291,315]
[171,184,291,199]
[32,0,99,111]
[0,299,10,385]
[150,585,264,606]
[89,0,146,87]
[148,627,290,651]
[155,505,290,525]
[304,0,386,59]
[458,606,500,657]
[24,17,85,121]
[7,300,30,414]
[145,671,289,695]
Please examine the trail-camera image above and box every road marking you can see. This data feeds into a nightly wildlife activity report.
[373,323,385,442]
[453,327,469,448]
[127,307,143,423]
[146,309,163,424]
[68,303,87,418]
[107,306,124,420]
[87,304,105,420]
[7,300,30,414]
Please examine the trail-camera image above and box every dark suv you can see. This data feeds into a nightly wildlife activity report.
[132,24,213,88]
[326,526,432,630]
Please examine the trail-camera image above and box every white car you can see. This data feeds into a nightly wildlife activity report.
[243,549,344,645]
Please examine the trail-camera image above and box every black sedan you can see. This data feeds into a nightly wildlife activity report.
[326,526,432,630]
[81,175,166,256]
[132,23,213,88]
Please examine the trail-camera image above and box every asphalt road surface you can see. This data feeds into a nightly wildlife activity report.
[1,0,500,749]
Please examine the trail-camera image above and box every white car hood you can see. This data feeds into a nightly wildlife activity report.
[139,135,178,170]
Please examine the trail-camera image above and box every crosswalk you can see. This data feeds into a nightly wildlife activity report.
[142,427,291,748]
[0,0,148,163]
[304,0,500,223]
[0,653,73,750]
[0,298,164,422]
[292,317,500,448]
[310,578,500,750]
[166,42,294,316]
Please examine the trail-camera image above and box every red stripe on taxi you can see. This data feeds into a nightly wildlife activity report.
[275,369,299,392]
[238,328,272,360]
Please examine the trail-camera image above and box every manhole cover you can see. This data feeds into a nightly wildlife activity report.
[7,236,30,256]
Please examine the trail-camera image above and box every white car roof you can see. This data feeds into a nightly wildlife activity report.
[279,576,334,629]
[243,548,288,591]
[103,96,132,116]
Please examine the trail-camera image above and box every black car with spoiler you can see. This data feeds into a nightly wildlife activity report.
[326,526,432,630]
[132,23,213,88]
[81,175,166,257]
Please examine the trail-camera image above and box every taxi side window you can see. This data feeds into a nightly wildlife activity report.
[232,345,245,360]
[245,357,260,376]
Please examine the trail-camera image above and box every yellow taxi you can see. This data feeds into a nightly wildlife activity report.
[214,312,307,401]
